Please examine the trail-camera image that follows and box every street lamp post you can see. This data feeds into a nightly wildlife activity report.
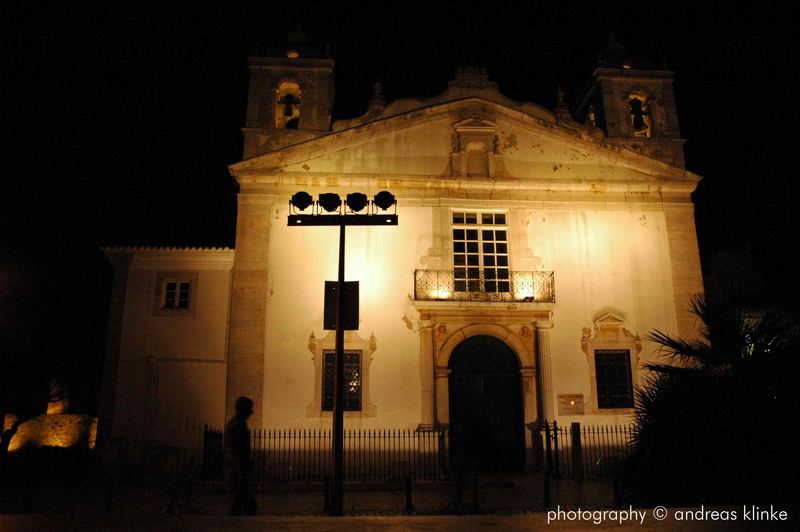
[288,190,397,516]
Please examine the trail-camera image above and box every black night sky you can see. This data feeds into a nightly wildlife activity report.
[3,1,800,414]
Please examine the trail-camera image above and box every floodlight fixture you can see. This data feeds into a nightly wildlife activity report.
[373,191,396,212]
[290,191,314,212]
[318,193,342,213]
[288,190,397,225]
[345,192,369,213]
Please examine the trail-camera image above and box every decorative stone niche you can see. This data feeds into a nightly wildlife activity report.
[305,330,378,418]
[581,310,642,414]
[450,118,505,178]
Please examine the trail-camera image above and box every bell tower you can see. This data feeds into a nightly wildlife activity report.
[242,30,335,158]
[574,36,685,168]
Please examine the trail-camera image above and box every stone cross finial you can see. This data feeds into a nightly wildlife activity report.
[369,77,386,109]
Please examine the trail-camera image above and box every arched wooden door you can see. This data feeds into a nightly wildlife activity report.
[448,335,525,473]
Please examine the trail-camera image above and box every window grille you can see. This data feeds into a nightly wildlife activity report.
[594,349,634,409]
[322,350,362,411]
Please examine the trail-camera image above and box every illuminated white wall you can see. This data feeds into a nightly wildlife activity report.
[263,205,432,429]
[524,206,677,424]
[259,198,680,428]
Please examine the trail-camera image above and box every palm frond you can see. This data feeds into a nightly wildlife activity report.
[625,294,800,506]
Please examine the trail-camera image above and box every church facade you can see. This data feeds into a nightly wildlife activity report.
[102,39,703,466]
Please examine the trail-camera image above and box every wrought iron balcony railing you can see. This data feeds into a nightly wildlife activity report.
[414,269,555,303]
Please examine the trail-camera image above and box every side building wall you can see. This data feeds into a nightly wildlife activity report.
[105,248,234,453]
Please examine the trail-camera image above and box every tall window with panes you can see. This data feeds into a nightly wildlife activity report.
[452,212,509,293]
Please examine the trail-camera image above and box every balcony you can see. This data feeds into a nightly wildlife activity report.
[414,269,555,303]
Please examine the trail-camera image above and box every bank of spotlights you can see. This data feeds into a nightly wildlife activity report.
[289,190,397,216]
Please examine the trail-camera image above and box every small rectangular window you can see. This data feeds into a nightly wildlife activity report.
[163,281,191,309]
[154,273,198,316]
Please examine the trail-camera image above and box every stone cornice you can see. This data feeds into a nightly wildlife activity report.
[248,56,334,71]
[241,127,330,135]
[103,246,235,271]
[593,67,675,81]
[234,172,699,197]
[414,300,555,319]
[103,246,233,252]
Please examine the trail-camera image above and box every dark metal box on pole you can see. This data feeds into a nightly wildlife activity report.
[324,281,359,330]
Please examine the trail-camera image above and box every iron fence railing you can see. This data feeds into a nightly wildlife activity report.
[414,269,555,303]
[203,426,449,483]
[542,421,634,479]
[203,422,633,481]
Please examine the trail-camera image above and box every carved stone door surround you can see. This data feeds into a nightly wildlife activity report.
[414,302,553,434]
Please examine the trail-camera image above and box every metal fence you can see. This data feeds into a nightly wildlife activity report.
[203,422,632,481]
[542,421,634,479]
[203,426,448,483]
[414,269,555,303]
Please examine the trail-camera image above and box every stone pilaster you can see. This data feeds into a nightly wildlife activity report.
[520,367,537,428]
[226,194,273,428]
[98,251,133,448]
[664,204,704,340]
[535,321,554,421]
[143,356,159,446]
[434,367,450,425]
[418,320,435,425]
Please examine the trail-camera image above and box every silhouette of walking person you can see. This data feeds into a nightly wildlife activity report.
[224,396,256,515]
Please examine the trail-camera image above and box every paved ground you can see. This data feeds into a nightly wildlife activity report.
[5,474,613,516]
[190,475,612,516]
[0,511,793,530]
[2,473,796,529]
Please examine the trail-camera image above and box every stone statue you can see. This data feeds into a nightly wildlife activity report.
[47,378,69,414]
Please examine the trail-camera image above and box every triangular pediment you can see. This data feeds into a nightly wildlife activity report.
[593,311,627,329]
[453,117,496,130]
[581,310,641,346]
[230,98,699,188]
